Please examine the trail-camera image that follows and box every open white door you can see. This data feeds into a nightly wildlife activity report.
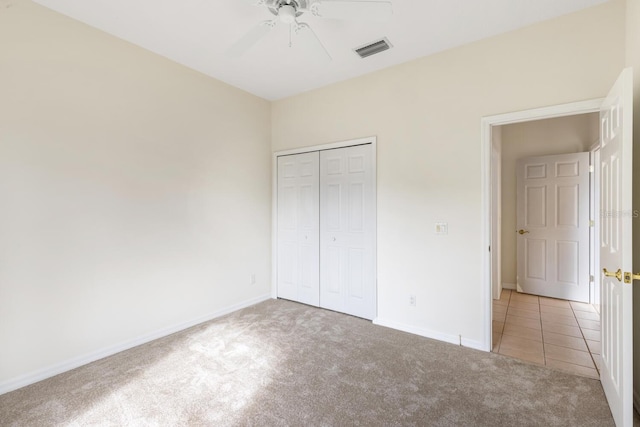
[599,68,633,427]
[516,152,590,302]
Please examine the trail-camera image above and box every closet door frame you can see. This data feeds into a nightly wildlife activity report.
[271,136,377,317]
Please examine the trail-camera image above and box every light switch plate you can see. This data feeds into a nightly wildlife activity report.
[435,222,448,235]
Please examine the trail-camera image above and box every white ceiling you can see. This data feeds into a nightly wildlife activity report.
[32,0,609,100]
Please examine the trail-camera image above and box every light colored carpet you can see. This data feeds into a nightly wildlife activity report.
[0,299,622,426]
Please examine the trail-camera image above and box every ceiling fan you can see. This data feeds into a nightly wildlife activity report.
[227,0,393,60]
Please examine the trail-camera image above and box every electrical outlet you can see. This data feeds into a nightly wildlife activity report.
[409,295,416,306]
[250,274,256,285]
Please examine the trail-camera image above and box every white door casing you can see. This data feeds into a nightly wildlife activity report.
[590,147,602,311]
[320,145,376,320]
[516,152,590,302]
[491,140,502,300]
[599,68,633,427]
[276,152,320,306]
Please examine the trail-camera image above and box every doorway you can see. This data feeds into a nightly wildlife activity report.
[490,112,601,376]
[480,99,603,352]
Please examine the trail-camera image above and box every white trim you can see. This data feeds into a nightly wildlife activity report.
[0,294,272,396]
[271,136,378,313]
[481,99,603,353]
[274,136,376,157]
[370,142,378,318]
[589,149,595,305]
[483,99,604,127]
[373,318,485,351]
[490,133,502,301]
[588,146,602,307]
[481,113,492,352]
[271,153,279,299]
[502,282,517,290]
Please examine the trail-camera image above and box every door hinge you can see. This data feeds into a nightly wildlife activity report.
[488,245,491,252]
[590,274,594,283]
[589,165,594,173]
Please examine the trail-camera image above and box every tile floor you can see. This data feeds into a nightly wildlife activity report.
[493,289,601,379]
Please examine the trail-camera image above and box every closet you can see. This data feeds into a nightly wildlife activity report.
[276,142,376,320]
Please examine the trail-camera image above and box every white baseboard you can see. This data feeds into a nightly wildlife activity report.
[0,294,272,396]
[502,282,516,290]
[372,318,486,352]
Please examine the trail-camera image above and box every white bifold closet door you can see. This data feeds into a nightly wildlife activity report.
[276,152,320,307]
[276,144,376,320]
[320,145,376,320]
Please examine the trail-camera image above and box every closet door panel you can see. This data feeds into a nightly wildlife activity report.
[325,246,343,295]
[277,152,320,306]
[320,145,375,319]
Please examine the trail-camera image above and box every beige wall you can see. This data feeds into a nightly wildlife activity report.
[272,0,625,347]
[0,1,272,387]
[626,0,640,410]
[499,114,599,285]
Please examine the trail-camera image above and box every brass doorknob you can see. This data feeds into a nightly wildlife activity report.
[518,229,529,235]
[603,268,622,282]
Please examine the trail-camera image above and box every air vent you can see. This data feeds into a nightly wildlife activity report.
[354,38,392,59]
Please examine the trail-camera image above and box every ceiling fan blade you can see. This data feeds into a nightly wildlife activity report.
[295,23,331,61]
[312,1,393,22]
[226,20,277,58]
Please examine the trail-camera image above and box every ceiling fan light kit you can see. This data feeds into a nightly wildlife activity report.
[278,4,297,23]
[228,0,394,60]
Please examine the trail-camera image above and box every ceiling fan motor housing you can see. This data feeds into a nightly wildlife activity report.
[268,0,309,19]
